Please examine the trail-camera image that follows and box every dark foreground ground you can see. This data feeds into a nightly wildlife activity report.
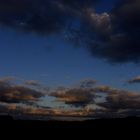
[0,115,140,138]
[0,117,139,139]
[0,115,140,130]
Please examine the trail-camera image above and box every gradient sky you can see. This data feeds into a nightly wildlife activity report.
[0,25,140,92]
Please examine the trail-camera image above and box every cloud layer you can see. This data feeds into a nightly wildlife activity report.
[0,76,140,119]
[50,87,95,107]
[0,0,139,63]
[0,78,44,104]
[0,0,96,34]
[97,89,140,111]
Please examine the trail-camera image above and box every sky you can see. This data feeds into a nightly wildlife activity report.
[0,0,140,119]
[0,17,140,91]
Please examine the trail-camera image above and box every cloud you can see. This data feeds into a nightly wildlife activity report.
[0,83,140,119]
[79,79,97,88]
[24,80,41,87]
[78,0,140,64]
[84,9,112,37]
[92,85,114,93]
[66,0,140,64]
[50,87,95,107]
[97,89,140,111]
[85,0,140,63]
[23,84,140,118]
[0,0,139,63]
[87,85,140,116]
[0,80,44,104]
[49,83,140,112]
[0,0,66,34]
[0,102,97,119]
[0,0,97,35]
[128,76,140,84]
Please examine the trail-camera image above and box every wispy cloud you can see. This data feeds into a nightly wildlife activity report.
[128,76,140,84]
[24,80,41,87]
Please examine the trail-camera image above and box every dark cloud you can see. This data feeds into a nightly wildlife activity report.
[66,0,140,63]
[0,0,66,34]
[97,89,140,111]
[49,83,140,112]
[0,0,139,63]
[79,79,97,88]
[0,102,96,119]
[128,76,140,84]
[0,0,97,35]
[88,85,140,116]
[84,0,140,63]
[50,88,95,107]
[73,0,140,64]
[0,80,44,104]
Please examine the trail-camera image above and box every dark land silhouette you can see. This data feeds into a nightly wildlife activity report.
[0,115,140,130]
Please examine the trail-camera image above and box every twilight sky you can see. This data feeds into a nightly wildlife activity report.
[0,0,140,119]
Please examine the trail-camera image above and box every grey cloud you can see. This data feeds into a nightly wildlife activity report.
[0,0,98,35]
[128,76,140,84]
[1,83,140,119]
[97,89,140,111]
[90,0,140,63]
[0,80,44,104]
[50,88,95,107]
[73,0,140,64]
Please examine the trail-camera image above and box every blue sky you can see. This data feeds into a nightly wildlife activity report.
[0,26,140,93]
